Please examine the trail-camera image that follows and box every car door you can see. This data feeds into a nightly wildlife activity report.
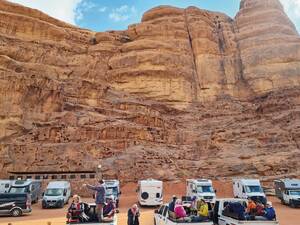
[156,205,165,225]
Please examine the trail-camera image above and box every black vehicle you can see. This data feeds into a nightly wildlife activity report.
[9,179,42,204]
[0,193,32,217]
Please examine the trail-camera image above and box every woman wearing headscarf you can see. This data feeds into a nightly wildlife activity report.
[127,204,140,225]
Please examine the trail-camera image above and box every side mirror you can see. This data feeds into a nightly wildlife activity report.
[154,209,159,214]
[119,191,122,195]
[116,209,120,214]
[63,192,67,197]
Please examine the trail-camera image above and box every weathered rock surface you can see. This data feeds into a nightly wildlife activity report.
[0,0,299,183]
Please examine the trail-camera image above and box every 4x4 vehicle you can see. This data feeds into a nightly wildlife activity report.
[0,193,32,217]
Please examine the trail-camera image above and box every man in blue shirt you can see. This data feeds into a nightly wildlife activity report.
[168,195,177,212]
[264,201,276,220]
[84,179,106,222]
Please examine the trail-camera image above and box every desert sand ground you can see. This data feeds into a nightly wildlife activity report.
[0,181,299,225]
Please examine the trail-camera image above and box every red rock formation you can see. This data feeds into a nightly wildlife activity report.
[0,0,299,184]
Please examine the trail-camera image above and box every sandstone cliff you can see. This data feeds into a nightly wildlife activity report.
[0,0,299,182]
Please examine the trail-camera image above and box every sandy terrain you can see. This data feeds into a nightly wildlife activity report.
[0,181,299,225]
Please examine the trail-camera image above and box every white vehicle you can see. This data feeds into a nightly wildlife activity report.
[186,179,216,203]
[104,180,121,207]
[0,180,14,193]
[67,203,117,225]
[42,181,71,208]
[154,203,213,225]
[233,179,266,204]
[137,179,163,206]
[274,179,300,208]
[213,198,279,225]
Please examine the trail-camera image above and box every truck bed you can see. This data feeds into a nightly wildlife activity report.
[219,215,279,225]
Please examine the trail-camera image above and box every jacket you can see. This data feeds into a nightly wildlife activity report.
[86,184,106,204]
[127,208,139,225]
[198,203,209,217]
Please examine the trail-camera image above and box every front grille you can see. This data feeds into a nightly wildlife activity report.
[204,196,213,200]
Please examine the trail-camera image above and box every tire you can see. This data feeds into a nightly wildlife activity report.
[11,208,22,217]
[290,200,296,208]
[141,192,149,200]
[281,199,285,205]
[60,201,64,208]
[154,218,156,225]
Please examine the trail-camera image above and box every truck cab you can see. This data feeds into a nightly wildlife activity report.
[137,179,163,206]
[42,181,71,208]
[186,179,216,203]
[104,180,121,208]
[233,179,266,204]
[9,179,42,204]
[274,179,300,207]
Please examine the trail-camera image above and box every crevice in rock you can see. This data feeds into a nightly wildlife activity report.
[184,9,199,101]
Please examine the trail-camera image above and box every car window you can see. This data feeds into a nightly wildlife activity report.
[163,206,168,217]
[158,206,165,215]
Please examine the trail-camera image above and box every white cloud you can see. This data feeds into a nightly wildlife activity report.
[99,7,107,13]
[280,0,300,30]
[8,0,83,25]
[109,5,137,22]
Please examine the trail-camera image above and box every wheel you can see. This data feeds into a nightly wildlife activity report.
[290,200,296,208]
[154,218,157,225]
[11,208,22,217]
[60,201,64,208]
[281,199,285,205]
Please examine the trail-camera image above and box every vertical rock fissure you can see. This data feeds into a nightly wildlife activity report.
[184,9,199,101]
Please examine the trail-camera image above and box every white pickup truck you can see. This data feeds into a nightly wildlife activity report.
[212,199,279,225]
[66,203,117,225]
[154,204,213,225]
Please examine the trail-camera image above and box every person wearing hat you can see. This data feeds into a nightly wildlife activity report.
[83,179,106,222]
[168,195,177,212]
[103,195,116,218]
[263,201,276,221]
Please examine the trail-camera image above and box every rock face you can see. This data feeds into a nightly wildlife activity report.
[0,0,299,185]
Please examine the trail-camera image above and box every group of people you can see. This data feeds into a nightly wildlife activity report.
[245,198,276,221]
[168,195,210,222]
[67,179,140,225]
[223,197,276,221]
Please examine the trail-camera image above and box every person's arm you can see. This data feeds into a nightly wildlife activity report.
[85,184,99,191]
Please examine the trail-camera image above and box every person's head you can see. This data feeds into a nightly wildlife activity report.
[99,179,104,184]
[200,199,206,205]
[175,199,182,205]
[107,195,114,202]
[266,201,272,208]
[132,204,138,211]
[73,195,80,203]
[172,195,177,201]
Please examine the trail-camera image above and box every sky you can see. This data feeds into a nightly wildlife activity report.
[7,0,300,32]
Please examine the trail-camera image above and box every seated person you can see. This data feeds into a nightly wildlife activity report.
[255,201,265,216]
[174,199,191,222]
[103,195,116,218]
[263,202,276,221]
[245,198,256,220]
[186,196,197,215]
[67,195,89,222]
[190,199,209,222]
[168,195,177,212]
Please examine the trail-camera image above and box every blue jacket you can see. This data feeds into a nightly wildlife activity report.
[86,184,106,204]
[168,200,176,212]
[264,207,276,220]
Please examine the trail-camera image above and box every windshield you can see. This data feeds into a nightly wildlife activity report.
[9,186,29,193]
[289,190,300,196]
[197,185,213,193]
[45,188,63,196]
[245,185,263,193]
[106,187,118,196]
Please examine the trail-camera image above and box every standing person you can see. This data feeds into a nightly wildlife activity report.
[83,179,106,222]
[127,204,140,225]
